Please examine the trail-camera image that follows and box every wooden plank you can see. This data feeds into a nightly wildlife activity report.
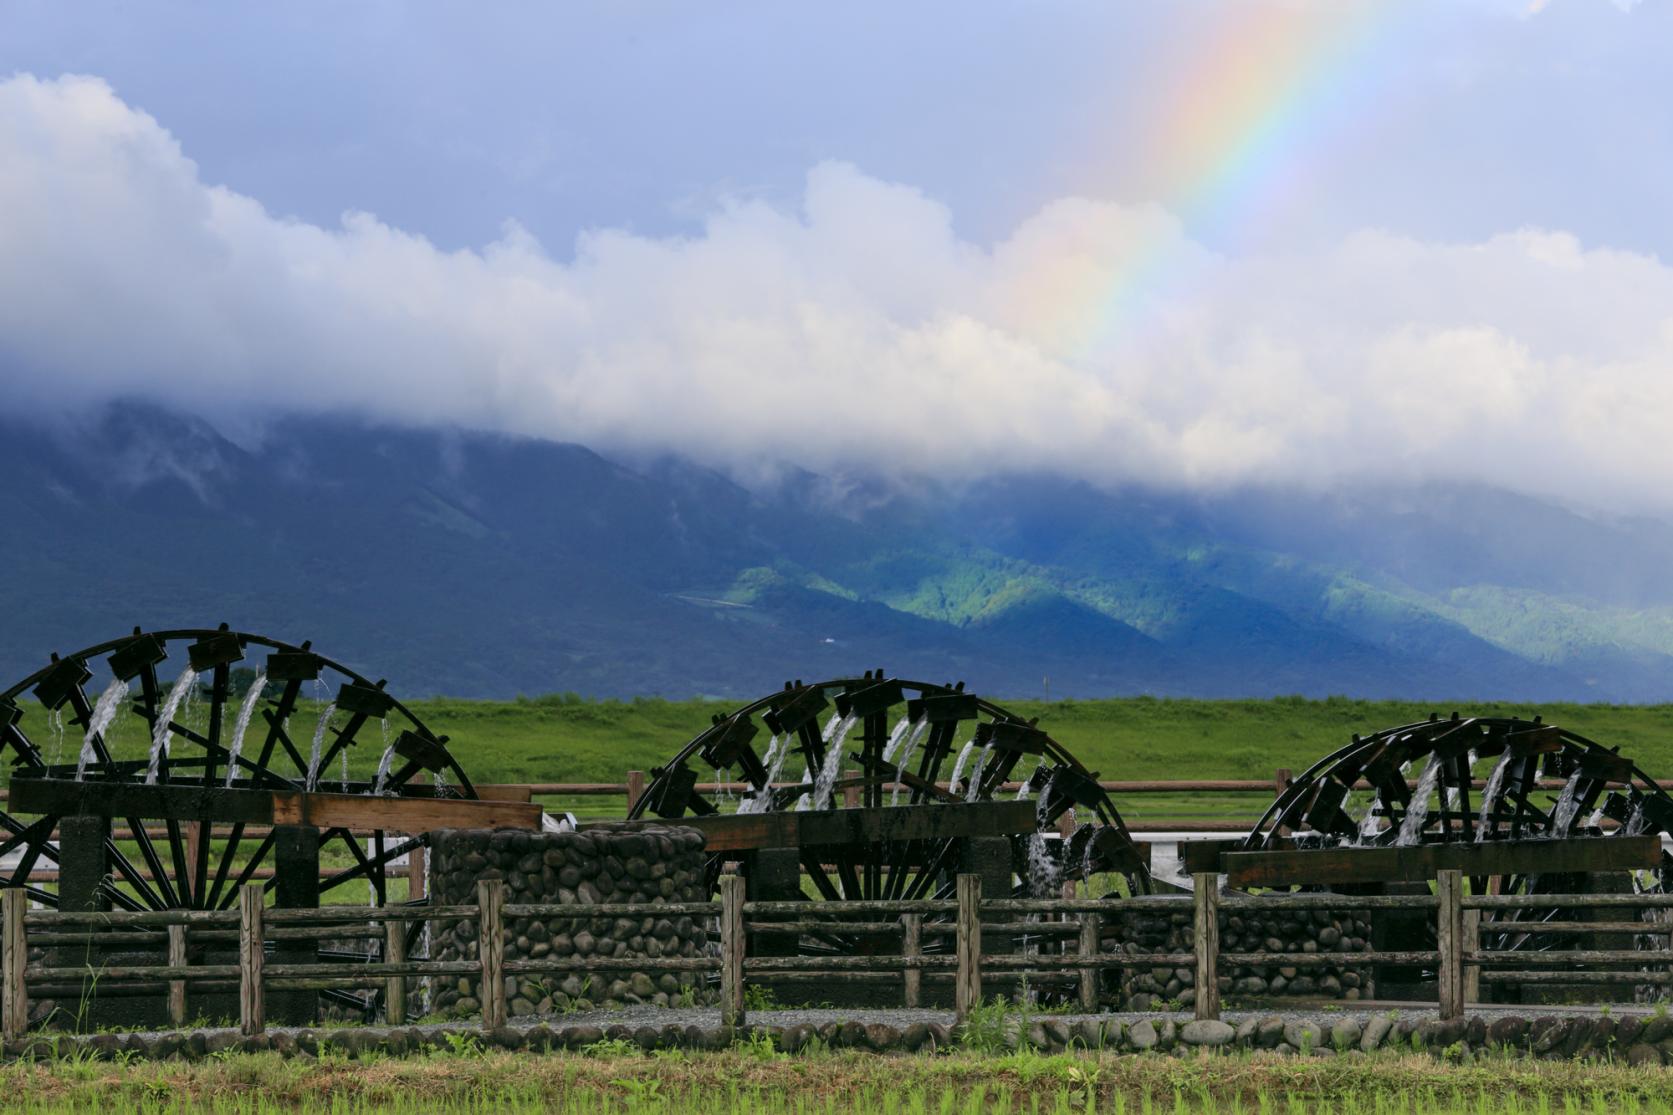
[469,785,535,804]
[1462,909,1480,1005]
[955,873,982,1021]
[624,771,645,814]
[1437,869,1463,1021]
[168,923,187,1026]
[1078,911,1101,1012]
[660,799,1040,853]
[384,918,406,1025]
[239,885,264,1036]
[477,879,506,1030]
[720,874,745,1028]
[271,791,541,832]
[902,914,922,1009]
[2,889,26,1042]
[8,776,542,832]
[1223,836,1659,888]
[1193,872,1220,1021]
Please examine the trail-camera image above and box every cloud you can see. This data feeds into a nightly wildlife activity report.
[3,74,1673,512]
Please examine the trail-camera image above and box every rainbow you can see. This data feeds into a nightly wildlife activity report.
[1047,2,1402,356]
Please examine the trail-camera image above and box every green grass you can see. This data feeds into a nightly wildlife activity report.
[18,694,1673,831]
[7,1045,1673,1113]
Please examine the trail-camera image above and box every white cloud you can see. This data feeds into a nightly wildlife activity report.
[3,74,1673,511]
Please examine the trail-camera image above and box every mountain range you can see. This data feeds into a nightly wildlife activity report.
[3,402,1672,702]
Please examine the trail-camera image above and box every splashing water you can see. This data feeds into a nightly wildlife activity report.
[1475,751,1516,842]
[812,713,859,810]
[433,768,449,799]
[143,668,200,785]
[221,673,267,788]
[1358,793,1383,842]
[76,677,130,780]
[947,739,976,796]
[793,765,814,811]
[1015,756,1047,801]
[340,745,350,793]
[964,745,994,803]
[1026,833,1061,898]
[304,702,338,791]
[738,734,784,815]
[1396,754,1445,846]
[889,720,932,807]
[1548,770,1585,836]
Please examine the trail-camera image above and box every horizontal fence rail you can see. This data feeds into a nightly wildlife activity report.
[4,868,1672,1039]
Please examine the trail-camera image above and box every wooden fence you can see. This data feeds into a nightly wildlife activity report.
[5,871,1673,1039]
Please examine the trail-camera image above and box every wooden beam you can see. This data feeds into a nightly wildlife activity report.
[644,799,1039,853]
[1221,836,1660,888]
[270,792,541,832]
[9,776,542,833]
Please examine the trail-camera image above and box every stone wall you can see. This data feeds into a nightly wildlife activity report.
[1106,901,1372,1009]
[427,825,711,1018]
[19,1009,1673,1064]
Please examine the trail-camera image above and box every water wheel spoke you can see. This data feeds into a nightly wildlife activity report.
[218,829,278,910]
[206,821,250,910]
[109,824,174,909]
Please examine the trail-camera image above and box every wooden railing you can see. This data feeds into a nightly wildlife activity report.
[5,871,1672,1039]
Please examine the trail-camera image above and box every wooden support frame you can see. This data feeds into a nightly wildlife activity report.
[902,914,922,1009]
[719,874,746,1028]
[1216,836,1659,888]
[2,889,26,1042]
[1193,872,1221,1021]
[1078,911,1101,1012]
[477,879,506,1030]
[238,885,264,1036]
[955,873,982,1021]
[168,924,187,1026]
[384,919,407,1024]
[662,800,1039,854]
[1437,869,1464,1021]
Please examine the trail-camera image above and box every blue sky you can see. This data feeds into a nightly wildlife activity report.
[2,1,1671,508]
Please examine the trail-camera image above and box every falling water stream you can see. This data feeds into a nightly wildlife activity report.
[1395,754,1445,846]
[964,744,994,802]
[811,713,859,810]
[221,672,267,788]
[76,677,130,780]
[739,734,784,815]
[947,739,976,797]
[888,720,931,806]
[1548,770,1586,835]
[1475,751,1516,841]
[304,702,338,791]
[143,668,200,785]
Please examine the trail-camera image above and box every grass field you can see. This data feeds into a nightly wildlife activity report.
[6,1044,1673,1113]
[402,694,1673,827]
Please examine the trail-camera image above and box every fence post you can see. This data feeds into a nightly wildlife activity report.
[2,889,27,1042]
[385,917,407,1024]
[1436,869,1464,1021]
[1462,908,1480,1006]
[478,879,506,1030]
[1192,871,1221,1021]
[720,873,746,1028]
[238,884,265,1037]
[168,923,188,1026]
[626,770,646,814]
[408,843,427,903]
[902,913,922,1009]
[955,873,982,1021]
[1078,911,1101,1012]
